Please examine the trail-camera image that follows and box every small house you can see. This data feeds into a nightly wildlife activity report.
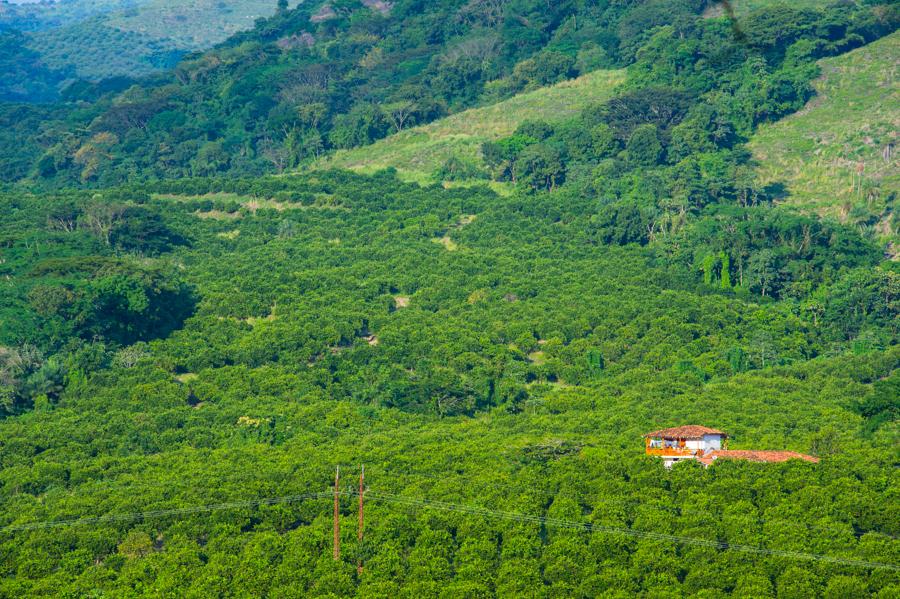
[644,425,727,468]
[644,425,818,468]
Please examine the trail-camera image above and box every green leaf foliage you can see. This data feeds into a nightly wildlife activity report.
[0,1,897,596]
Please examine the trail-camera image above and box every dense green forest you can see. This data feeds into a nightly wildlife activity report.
[0,29,71,103]
[0,0,897,596]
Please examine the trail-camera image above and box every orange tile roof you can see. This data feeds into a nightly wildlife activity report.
[704,450,819,464]
[644,425,727,440]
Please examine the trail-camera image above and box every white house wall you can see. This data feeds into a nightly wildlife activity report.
[702,434,724,450]
[682,435,724,451]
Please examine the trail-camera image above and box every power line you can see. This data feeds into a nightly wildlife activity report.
[337,422,887,542]
[0,492,331,534]
[366,467,898,541]
[357,491,900,572]
[2,412,882,544]
[3,466,894,542]
[2,486,896,572]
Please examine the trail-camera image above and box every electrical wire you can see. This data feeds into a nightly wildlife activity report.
[3,465,894,542]
[0,492,331,533]
[2,486,897,572]
[362,466,898,541]
[358,490,900,572]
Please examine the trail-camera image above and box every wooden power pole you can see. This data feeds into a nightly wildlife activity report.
[357,465,364,575]
[333,466,340,561]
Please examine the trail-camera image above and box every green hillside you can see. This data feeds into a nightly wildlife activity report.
[317,69,627,185]
[1,0,711,184]
[0,30,69,103]
[0,0,131,31]
[750,32,899,251]
[26,0,301,81]
[108,0,297,48]
[0,1,898,596]
[28,17,183,80]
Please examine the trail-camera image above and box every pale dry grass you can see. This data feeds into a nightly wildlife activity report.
[455,214,477,227]
[156,191,347,218]
[528,351,547,365]
[195,210,240,221]
[315,68,626,184]
[153,192,244,203]
[216,305,278,327]
[432,236,459,252]
[244,199,288,212]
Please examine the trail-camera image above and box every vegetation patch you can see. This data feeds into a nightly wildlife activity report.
[703,0,827,18]
[432,236,459,252]
[195,210,240,221]
[316,68,626,184]
[750,32,899,247]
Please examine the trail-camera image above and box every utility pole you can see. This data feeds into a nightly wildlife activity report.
[357,465,364,575]
[333,466,340,561]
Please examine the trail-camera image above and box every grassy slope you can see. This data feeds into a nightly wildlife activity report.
[749,32,898,247]
[315,69,627,185]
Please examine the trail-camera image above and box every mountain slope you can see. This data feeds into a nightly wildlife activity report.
[107,0,296,49]
[0,30,69,103]
[23,1,302,82]
[749,32,898,249]
[1,0,712,184]
[316,68,627,184]
[0,0,131,31]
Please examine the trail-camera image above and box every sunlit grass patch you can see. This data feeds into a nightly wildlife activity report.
[749,32,898,247]
[432,236,459,252]
[315,68,626,185]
